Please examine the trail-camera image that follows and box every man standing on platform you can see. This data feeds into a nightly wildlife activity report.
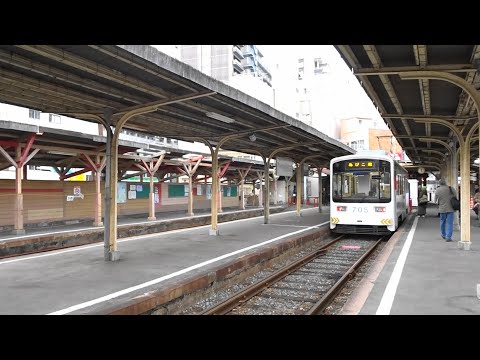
[434,178,456,242]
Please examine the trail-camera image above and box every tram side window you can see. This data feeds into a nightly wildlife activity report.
[380,171,391,198]
[380,173,391,198]
[378,161,391,198]
[369,173,380,197]
[396,174,407,195]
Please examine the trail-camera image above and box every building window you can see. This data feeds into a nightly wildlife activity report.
[29,109,40,119]
[298,58,304,80]
[49,114,61,124]
[298,67,304,80]
[314,58,328,75]
[349,140,365,151]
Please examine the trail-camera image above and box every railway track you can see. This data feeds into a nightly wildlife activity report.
[199,235,384,315]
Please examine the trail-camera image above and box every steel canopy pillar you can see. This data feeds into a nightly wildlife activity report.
[450,143,460,230]
[218,183,223,214]
[93,155,106,227]
[210,145,219,236]
[318,167,323,213]
[13,145,24,235]
[296,162,302,216]
[237,166,251,211]
[239,178,245,210]
[104,92,215,259]
[148,173,156,221]
[103,112,120,261]
[285,176,291,207]
[187,174,194,216]
[9,134,38,235]
[273,175,279,205]
[262,154,270,224]
[459,143,471,248]
[256,171,263,210]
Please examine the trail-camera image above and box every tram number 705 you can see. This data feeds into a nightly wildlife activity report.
[352,207,368,213]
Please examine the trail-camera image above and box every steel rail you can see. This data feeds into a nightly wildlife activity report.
[306,237,384,315]
[201,235,344,315]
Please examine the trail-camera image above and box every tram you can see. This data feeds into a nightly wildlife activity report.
[330,154,409,234]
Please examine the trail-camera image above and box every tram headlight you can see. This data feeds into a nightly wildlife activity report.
[337,206,347,212]
[375,207,386,212]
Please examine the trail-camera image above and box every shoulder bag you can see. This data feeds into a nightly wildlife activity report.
[449,186,460,211]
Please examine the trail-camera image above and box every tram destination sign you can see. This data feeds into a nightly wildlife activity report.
[344,160,378,171]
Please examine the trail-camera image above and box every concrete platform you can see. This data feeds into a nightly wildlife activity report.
[0,207,330,314]
[341,203,480,315]
[0,205,289,258]
[2,201,479,315]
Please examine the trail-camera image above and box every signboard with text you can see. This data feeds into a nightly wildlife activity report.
[276,157,293,177]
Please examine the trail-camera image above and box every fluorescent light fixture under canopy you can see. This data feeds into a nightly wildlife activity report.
[205,112,235,124]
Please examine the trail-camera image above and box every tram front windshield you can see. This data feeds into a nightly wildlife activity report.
[332,159,391,203]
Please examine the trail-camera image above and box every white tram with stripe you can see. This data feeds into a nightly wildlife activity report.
[330,154,409,234]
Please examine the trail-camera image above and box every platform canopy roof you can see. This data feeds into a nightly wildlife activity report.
[0,45,354,168]
[0,121,267,182]
[334,45,480,174]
